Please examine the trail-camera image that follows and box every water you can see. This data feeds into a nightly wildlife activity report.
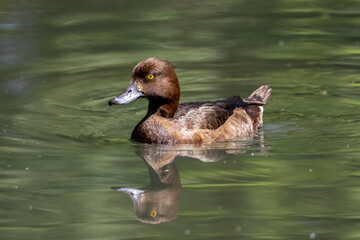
[1,0,360,239]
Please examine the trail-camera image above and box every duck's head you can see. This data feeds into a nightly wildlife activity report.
[108,58,180,111]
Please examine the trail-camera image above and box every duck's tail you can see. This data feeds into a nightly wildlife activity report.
[244,85,272,105]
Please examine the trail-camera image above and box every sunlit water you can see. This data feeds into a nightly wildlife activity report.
[1,1,360,239]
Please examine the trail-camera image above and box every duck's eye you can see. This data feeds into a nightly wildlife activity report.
[147,74,154,79]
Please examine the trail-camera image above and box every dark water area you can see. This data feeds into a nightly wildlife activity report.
[1,0,360,239]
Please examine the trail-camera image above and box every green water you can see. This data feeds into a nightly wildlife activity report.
[1,0,360,239]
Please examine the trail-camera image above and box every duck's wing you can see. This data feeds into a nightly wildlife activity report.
[174,96,247,130]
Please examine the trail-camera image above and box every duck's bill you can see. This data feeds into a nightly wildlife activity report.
[108,82,142,105]
[111,187,145,201]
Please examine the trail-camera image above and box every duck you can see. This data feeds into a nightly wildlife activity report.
[108,58,272,144]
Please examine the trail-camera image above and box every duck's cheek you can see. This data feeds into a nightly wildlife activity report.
[135,84,146,97]
[136,83,143,92]
[135,83,154,98]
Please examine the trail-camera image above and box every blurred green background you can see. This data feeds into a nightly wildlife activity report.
[1,0,360,239]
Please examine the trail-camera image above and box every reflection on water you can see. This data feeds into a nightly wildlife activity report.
[113,135,268,224]
[113,146,182,224]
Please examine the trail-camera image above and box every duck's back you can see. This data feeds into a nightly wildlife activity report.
[174,96,247,130]
[174,85,272,134]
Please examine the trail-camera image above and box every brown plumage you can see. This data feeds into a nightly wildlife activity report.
[108,58,272,144]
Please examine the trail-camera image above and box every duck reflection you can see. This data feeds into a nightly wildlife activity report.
[112,134,269,224]
[112,147,181,224]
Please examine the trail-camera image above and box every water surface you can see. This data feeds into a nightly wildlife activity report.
[1,0,360,239]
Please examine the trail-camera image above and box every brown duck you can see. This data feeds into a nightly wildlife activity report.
[108,58,272,144]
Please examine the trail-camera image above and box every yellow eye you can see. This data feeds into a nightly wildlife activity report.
[147,74,154,79]
[151,210,157,217]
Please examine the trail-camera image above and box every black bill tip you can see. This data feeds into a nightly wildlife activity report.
[108,98,119,106]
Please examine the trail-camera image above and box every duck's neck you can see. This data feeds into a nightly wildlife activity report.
[131,98,179,143]
[147,98,179,118]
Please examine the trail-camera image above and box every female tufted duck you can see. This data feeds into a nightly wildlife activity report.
[108,58,272,144]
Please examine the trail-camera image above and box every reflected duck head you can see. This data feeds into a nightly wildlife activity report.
[114,186,180,224]
[108,58,180,117]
